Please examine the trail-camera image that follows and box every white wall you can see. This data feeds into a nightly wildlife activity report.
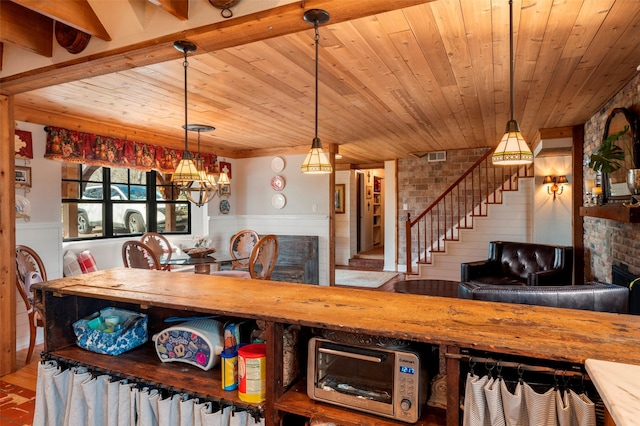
[383,160,397,272]
[14,122,63,351]
[533,155,573,246]
[232,154,330,216]
[335,170,357,266]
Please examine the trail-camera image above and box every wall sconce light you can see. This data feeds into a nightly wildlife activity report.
[544,175,568,200]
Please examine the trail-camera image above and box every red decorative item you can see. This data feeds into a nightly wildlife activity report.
[15,130,33,159]
[220,161,232,179]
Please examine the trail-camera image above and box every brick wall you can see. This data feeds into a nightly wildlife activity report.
[583,73,640,282]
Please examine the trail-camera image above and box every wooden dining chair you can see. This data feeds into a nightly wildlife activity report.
[15,245,47,364]
[140,232,172,270]
[122,240,162,270]
[229,229,259,270]
[249,234,279,280]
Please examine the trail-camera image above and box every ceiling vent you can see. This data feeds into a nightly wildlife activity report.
[427,151,446,162]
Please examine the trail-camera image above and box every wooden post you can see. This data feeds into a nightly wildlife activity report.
[0,94,17,376]
[405,212,411,275]
[265,321,284,426]
[329,143,336,286]
[446,345,460,426]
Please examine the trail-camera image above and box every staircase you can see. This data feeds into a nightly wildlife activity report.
[405,150,534,279]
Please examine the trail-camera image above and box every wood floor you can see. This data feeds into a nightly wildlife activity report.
[2,343,42,392]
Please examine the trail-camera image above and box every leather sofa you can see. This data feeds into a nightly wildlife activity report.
[461,241,573,287]
[458,281,629,313]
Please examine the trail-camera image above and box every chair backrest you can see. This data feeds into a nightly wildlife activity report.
[15,245,47,308]
[122,241,162,270]
[493,241,572,279]
[141,232,172,263]
[249,235,279,280]
[230,229,259,270]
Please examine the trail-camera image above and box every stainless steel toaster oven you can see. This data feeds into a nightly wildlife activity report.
[307,337,428,423]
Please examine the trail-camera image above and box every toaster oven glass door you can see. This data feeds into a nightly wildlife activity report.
[310,339,395,416]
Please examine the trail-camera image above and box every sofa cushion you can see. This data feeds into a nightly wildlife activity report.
[63,250,84,277]
[77,250,99,273]
[458,281,629,313]
[469,276,527,286]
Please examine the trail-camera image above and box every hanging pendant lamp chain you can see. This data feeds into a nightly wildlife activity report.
[509,0,515,122]
[314,21,320,139]
[183,52,189,152]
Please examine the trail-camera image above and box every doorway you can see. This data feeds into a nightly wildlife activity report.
[354,169,384,268]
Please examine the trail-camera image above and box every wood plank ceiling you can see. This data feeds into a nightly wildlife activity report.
[2,0,640,168]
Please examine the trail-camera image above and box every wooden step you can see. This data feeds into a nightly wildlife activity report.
[348,257,384,269]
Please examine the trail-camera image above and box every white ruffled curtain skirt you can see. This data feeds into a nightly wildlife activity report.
[33,361,264,426]
[463,372,596,426]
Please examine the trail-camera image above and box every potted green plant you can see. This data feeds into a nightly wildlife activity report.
[588,126,630,174]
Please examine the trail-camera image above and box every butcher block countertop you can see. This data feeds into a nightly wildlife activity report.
[33,268,640,366]
[585,359,640,426]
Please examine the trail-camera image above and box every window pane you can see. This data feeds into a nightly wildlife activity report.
[63,201,104,239]
[111,168,145,185]
[83,165,103,183]
[157,203,189,232]
[112,202,147,235]
[62,163,79,180]
[130,185,147,200]
[62,181,81,199]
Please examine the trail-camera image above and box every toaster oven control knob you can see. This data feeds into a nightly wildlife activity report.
[400,398,412,411]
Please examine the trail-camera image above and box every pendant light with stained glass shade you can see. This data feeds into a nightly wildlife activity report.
[172,40,202,186]
[301,9,332,174]
[492,0,533,166]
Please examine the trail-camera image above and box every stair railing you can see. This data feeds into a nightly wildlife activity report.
[404,150,532,275]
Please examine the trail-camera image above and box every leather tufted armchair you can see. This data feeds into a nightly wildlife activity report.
[461,241,573,287]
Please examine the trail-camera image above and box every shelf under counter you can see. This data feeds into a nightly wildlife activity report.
[275,380,445,426]
[46,344,263,411]
[579,205,640,222]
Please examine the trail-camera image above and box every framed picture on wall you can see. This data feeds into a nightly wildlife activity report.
[15,166,32,187]
[335,184,345,214]
[219,184,231,196]
[366,185,373,199]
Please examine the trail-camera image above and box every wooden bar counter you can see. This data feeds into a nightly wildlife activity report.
[33,268,640,426]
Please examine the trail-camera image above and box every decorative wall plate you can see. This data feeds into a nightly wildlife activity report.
[220,198,230,214]
[15,194,31,220]
[15,194,31,214]
[271,175,285,191]
[271,156,285,173]
[271,193,286,209]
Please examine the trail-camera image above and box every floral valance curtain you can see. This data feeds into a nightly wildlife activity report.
[45,126,217,174]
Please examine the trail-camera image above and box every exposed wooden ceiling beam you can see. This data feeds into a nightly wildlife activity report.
[0,1,53,57]
[11,0,111,41]
[148,0,189,21]
[0,0,433,95]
